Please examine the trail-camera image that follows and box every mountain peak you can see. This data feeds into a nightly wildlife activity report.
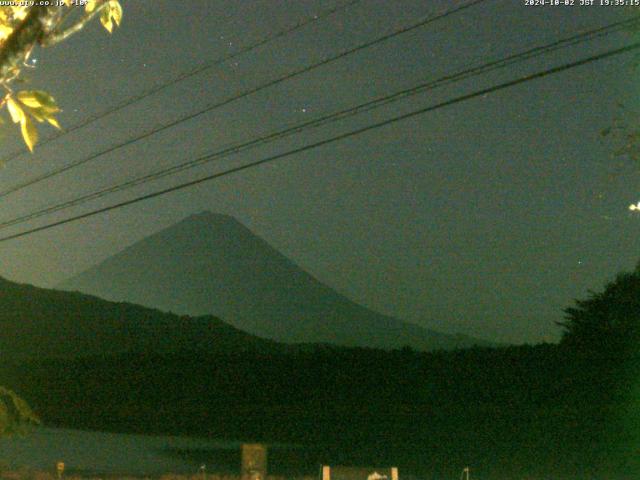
[59,214,494,351]
[183,211,237,224]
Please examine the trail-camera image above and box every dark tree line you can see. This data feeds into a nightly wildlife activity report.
[559,262,640,357]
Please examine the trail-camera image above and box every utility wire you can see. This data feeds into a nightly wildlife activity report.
[0,0,489,199]
[0,39,637,243]
[0,15,637,230]
[0,0,363,166]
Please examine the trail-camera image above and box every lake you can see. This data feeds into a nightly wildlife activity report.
[0,427,246,476]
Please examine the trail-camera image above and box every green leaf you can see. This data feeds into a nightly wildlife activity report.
[26,107,46,122]
[28,107,61,129]
[85,0,98,13]
[100,1,123,33]
[46,116,61,130]
[17,90,58,112]
[20,115,37,152]
[110,1,123,27]
[6,97,24,124]
[100,6,113,33]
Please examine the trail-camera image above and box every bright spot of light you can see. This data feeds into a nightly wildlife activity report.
[630,202,640,211]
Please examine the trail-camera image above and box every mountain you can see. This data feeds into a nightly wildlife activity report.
[59,212,490,350]
[0,275,277,360]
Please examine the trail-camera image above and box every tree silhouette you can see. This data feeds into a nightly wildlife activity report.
[559,263,640,356]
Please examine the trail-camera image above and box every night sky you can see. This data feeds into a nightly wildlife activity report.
[0,0,638,344]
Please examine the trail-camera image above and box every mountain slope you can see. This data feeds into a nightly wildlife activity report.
[59,212,489,350]
[0,275,277,360]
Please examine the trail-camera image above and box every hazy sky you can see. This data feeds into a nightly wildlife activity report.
[0,0,638,344]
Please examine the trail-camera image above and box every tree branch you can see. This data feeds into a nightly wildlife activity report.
[40,3,109,47]
[0,6,59,83]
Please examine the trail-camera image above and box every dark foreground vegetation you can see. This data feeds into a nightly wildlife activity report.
[0,343,636,479]
[0,265,639,479]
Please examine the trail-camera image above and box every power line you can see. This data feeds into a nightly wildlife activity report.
[0,39,637,244]
[0,15,636,230]
[0,0,363,166]
[0,0,489,200]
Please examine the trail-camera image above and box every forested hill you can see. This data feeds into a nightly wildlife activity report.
[0,276,278,359]
[0,344,637,480]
